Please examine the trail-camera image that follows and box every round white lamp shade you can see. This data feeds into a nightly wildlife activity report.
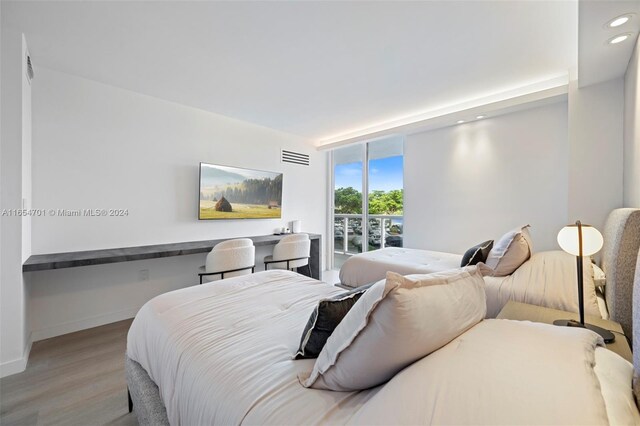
[557,224,604,256]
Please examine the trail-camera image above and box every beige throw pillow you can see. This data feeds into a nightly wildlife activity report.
[299,267,486,391]
[480,225,532,276]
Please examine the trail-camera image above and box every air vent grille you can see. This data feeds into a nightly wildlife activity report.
[281,149,310,166]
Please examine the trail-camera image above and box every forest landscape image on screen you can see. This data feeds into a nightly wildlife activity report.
[199,163,283,220]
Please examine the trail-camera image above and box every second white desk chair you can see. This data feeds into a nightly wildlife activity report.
[264,233,311,276]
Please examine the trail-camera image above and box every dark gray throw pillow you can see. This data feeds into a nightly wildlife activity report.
[461,240,494,267]
[294,283,373,359]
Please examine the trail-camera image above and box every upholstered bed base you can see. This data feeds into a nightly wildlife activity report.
[125,356,170,426]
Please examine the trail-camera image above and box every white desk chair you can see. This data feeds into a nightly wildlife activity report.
[199,238,255,284]
[264,233,311,276]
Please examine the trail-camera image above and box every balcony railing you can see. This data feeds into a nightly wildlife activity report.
[334,213,403,255]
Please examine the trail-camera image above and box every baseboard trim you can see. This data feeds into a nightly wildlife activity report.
[0,333,33,378]
[31,307,140,342]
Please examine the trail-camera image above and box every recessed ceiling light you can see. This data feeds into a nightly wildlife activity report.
[610,17,629,27]
[476,115,485,119]
[608,33,632,44]
[457,120,465,124]
[607,14,633,28]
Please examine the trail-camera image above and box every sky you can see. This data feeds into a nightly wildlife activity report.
[200,163,280,188]
[335,155,403,192]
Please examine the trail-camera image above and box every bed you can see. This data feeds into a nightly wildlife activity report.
[338,247,462,288]
[340,210,640,320]
[126,209,640,425]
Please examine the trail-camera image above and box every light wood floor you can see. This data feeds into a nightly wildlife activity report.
[0,319,138,426]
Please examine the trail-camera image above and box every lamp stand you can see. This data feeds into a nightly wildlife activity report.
[552,221,615,344]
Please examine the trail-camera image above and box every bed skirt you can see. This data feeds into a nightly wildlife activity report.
[125,356,170,426]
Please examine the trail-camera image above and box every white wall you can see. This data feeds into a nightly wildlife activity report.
[404,101,569,253]
[20,37,33,374]
[19,34,33,376]
[29,67,327,341]
[21,39,32,263]
[568,78,624,229]
[32,68,325,253]
[0,23,32,375]
[624,36,640,207]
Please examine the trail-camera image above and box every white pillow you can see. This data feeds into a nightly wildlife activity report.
[592,263,606,288]
[299,267,486,391]
[480,225,532,276]
[594,347,640,425]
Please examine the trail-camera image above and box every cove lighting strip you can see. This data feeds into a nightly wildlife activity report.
[316,74,569,149]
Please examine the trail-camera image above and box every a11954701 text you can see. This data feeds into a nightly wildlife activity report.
[1,208,129,217]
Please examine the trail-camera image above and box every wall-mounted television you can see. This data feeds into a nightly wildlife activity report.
[198,163,283,220]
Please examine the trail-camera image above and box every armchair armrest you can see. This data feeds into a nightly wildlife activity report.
[264,256,310,271]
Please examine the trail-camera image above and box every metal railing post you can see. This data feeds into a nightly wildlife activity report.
[381,217,386,249]
[344,216,349,254]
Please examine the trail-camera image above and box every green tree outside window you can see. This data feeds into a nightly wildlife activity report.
[334,187,403,215]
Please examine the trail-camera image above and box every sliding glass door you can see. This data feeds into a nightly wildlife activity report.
[332,136,403,269]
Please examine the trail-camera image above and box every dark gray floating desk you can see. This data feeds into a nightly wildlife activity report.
[22,233,322,280]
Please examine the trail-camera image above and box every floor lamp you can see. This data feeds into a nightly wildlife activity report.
[553,220,615,343]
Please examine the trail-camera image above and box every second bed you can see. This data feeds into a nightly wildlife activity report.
[339,209,640,320]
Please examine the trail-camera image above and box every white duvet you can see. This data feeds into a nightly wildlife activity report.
[127,270,638,425]
[484,251,602,318]
[339,248,462,288]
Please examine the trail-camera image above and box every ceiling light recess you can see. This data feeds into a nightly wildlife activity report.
[476,115,485,119]
[457,120,465,124]
[608,33,633,44]
[607,14,633,28]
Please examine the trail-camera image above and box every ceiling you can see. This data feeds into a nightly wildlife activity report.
[578,1,640,87]
[4,1,581,143]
